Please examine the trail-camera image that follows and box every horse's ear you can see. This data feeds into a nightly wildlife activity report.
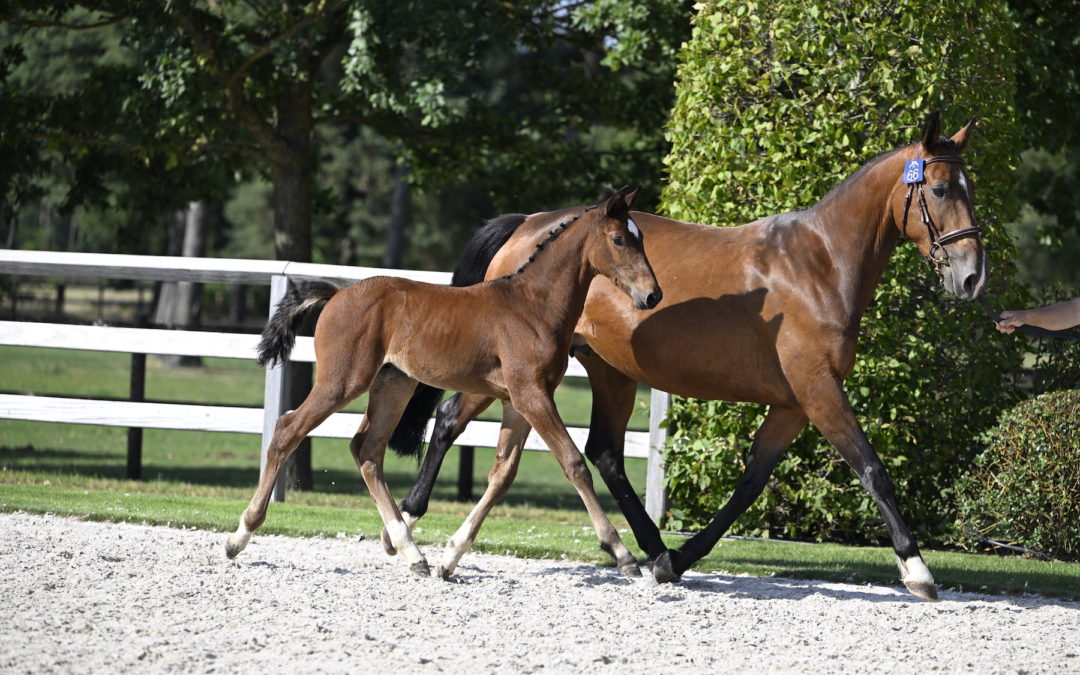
[604,185,635,217]
[920,111,942,150]
[949,117,978,153]
[623,186,640,208]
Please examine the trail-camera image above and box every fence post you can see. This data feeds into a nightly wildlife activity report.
[261,274,290,502]
[126,352,145,480]
[645,389,670,526]
[456,445,475,502]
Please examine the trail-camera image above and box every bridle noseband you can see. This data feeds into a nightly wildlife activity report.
[900,155,981,274]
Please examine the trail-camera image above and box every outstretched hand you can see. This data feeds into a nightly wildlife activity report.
[995,310,1026,334]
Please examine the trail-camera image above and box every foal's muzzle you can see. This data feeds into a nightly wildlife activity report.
[635,287,663,310]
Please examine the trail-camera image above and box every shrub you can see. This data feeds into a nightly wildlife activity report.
[658,0,1035,544]
[954,390,1080,560]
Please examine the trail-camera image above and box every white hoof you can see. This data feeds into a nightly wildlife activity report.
[225,529,251,559]
[896,555,938,602]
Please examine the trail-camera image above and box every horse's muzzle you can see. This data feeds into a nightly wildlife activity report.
[635,288,663,310]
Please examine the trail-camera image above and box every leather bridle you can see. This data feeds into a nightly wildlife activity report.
[900,155,982,274]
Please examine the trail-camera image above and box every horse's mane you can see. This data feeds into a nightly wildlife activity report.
[819,143,910,204]
[503,205,596,278]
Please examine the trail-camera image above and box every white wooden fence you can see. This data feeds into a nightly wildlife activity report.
[0,249,669,523]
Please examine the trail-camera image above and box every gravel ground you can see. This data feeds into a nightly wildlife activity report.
[1,512,1078,674]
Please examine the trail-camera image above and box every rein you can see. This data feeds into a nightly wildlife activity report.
[901,155,982,274]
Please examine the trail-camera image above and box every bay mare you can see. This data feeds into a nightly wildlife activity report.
[226,187,662,579]
[385,113,985,601]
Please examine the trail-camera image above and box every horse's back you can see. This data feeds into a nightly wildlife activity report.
[575,211,844,405]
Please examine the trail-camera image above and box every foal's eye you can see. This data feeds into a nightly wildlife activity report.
[612,235,625,247]
[932,184,948,198]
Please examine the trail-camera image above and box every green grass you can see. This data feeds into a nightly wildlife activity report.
[2,346,1080,601]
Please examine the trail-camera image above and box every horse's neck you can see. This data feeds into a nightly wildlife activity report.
[809,152,905,317]
[505,224,594,334]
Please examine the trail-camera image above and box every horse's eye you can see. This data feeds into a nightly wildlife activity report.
[612,235,625,247]
[932,184,947,198]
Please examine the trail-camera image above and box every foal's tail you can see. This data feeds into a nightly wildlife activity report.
[256,281,339,367]
[387,213,530,457]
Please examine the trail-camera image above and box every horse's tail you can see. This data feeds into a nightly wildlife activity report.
[387,213,530,457]
[256,281,339,367]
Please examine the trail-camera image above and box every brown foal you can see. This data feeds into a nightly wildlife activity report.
[226,187,661,579]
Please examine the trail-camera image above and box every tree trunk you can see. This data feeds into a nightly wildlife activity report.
[270,86,316,492]
[382,163,411,269]
[154,202,208,367]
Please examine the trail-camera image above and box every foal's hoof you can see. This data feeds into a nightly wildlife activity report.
[380,527,398,556]
[409,560,431,577]
[904,580,940,602]
[224,532,250,559]
[435,564,453,581]
[619,561,643,578]
[650,550,681,584]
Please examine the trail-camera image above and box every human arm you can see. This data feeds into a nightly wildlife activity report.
[996,298,1080,333]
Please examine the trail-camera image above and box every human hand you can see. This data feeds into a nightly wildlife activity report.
[995,310,1026,334]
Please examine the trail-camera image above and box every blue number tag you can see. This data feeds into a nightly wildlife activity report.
[902,159,924,184]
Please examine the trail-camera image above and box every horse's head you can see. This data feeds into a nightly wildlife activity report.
[590,186,663,310]
[895,112,986,300]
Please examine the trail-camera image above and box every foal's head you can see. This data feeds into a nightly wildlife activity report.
[894,111,985,300]
[586,186,663,310]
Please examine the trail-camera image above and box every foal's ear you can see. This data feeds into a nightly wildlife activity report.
[603,185,639,217]
[919,111,943,151]
[949,117,978,153]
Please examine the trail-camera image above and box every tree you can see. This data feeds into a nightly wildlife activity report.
[2,0,692,487]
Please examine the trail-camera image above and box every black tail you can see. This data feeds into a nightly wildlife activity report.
[387,213,530,457]
[256,281,339,367]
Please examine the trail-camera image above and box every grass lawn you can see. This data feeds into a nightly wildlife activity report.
[2,345,1079,601]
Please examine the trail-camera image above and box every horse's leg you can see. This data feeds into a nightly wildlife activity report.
[578,353,668,562]
[653,405,807,582]
[349,367,430,576]
[226,381,353,558]
[382,392,495,556]
[792,378,938,600]
[514,390,641,578]
[434,402,531,579]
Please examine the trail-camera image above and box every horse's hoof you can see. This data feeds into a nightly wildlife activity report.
[225,532,249,559]
[619,561,643,578]
[905,580,940,602]
[435,564,453,581]
[650,550,681,584]
[896,555,938,601]
[409,560,431,577]
[380,527,398,556]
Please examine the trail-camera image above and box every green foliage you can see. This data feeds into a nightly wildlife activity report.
[954,390,1080,561]
[659,0,1041,545]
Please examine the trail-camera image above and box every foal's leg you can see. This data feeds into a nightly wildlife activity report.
[381,391,495,556]
[514,389,641,578]
[226,381,354,558]
[350,366,431,576]
[652,405,807,582]
[578,354,669,563]
[434,402,531,579]
[795,375,938,601]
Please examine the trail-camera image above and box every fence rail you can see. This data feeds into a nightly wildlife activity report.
[0,249,668,523]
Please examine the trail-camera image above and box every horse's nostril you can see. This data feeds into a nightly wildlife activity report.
[645,290,662,309]
[963,273,977,296]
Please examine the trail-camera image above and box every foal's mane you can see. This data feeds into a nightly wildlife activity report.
[502,204,598,279]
